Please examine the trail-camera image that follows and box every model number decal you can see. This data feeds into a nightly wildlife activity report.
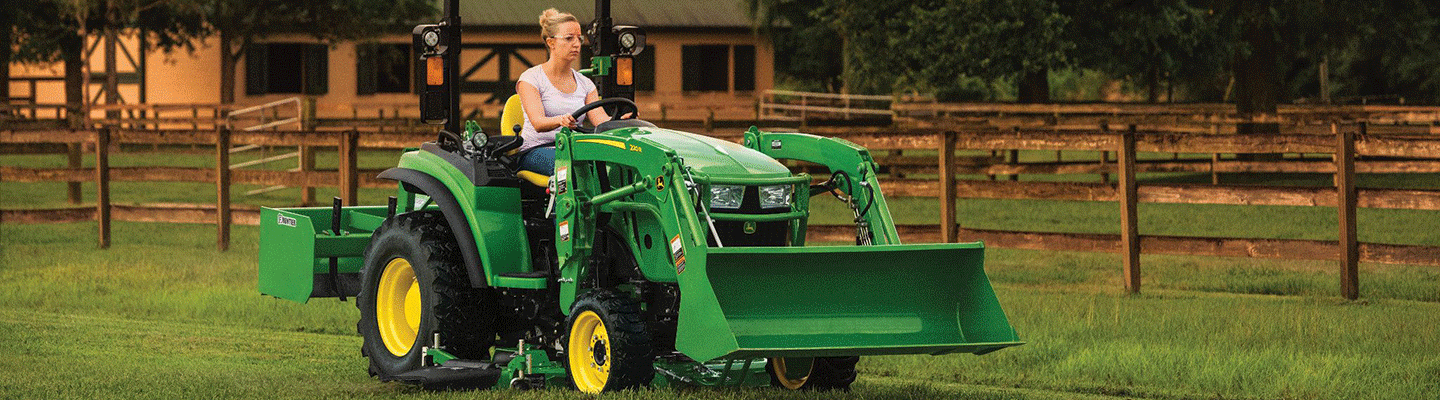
[276,214,298,228]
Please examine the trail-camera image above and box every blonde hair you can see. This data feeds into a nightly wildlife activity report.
[538,8,579,39]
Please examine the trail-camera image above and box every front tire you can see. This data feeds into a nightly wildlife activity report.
[565,290,652,393]
[356,211,496,380]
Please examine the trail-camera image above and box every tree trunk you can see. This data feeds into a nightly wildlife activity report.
[219,30,236,105]
[1017,68,1050,103]
[104,28,119,120]
[1233,0,1279,135]
[63,34,85,125]
[1146,57,1160,103]
[1,8,11,105]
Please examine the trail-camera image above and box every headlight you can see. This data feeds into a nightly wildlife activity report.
[709,185,743,210]
[759,185,793,209]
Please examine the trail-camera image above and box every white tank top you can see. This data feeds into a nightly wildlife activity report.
[515,65,596,153]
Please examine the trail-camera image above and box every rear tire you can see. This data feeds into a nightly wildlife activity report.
[767,356,858,391]
[356,211,497,380]
[565,290,653,393]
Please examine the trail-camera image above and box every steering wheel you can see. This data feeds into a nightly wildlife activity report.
[568,97,640,133]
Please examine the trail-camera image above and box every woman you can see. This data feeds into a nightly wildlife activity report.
[515,8,614,175]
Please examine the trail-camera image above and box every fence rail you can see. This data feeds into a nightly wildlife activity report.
[7,102,1440,299]
[806,122,1437,300]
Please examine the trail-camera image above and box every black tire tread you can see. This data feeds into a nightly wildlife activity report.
[567,289,654,391]
[356,210,496,380]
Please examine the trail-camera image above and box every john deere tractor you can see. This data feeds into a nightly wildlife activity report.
[258,0,1020,392]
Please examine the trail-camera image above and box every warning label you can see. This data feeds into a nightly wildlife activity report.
[559,220,571,242]
[556,166,569,195]
[669,234,685,273]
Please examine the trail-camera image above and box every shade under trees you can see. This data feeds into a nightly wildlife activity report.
[751,0,1440,105]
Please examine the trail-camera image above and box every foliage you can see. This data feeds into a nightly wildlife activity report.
[750,0,1440,104]
[747,0,845,93]
[6,0,209,64]
[202,0,433,47]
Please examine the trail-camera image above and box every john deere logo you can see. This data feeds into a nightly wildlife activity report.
[743,221,756,234]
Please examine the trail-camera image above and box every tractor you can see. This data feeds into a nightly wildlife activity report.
[257,0,1021,393]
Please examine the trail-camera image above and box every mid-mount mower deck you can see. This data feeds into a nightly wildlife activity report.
[257,0,1021,393]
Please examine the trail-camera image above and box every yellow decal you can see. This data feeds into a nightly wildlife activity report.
[628,144,642,152]
[577,139,626,150]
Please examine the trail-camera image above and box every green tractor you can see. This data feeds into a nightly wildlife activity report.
[258,0,1021,393]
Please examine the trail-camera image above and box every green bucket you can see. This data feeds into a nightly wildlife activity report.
[674,243,1022,361]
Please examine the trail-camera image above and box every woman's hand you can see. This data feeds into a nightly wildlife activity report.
[553,114,577,128]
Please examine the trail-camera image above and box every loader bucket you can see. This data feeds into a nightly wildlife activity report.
[674,243,1022,361]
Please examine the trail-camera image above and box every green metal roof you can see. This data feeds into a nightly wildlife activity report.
[457,0,756,29]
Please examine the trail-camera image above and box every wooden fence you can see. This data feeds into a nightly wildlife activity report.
[7,103,1440,299]
[781,123,1440,300]
[0,127,434,250]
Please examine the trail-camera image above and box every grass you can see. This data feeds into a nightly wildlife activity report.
[3,148,1440,399]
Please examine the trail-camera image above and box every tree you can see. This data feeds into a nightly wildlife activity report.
[6,0,207,119]
[1065,0,1227,102]
[759,0,1076,101]
[202,0,434,104]
[893,0,1073,102]
[747,0,845,92]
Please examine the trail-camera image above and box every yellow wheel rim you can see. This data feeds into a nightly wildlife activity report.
[770,357,812,390]
[567,310,611,394]
[377,257,422,357]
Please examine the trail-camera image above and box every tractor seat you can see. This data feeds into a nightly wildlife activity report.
[501,94,550,188]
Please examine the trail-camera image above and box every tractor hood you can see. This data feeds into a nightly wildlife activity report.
[608,127,792,178]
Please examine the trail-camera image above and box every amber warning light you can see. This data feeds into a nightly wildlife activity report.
[616,57,633,86]
[427,57,445,86]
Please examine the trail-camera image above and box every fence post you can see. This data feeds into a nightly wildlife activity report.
[1211,121,1220,184]
[1098,124,1111,183]
[1008,149,1020,181]
[95,128,111,249]
[1119,125,1140,294]
[939,130,958,243]
[216,126,232,251]
[299,97,317,206]
[1336,122,1359,300]
[67,139,82,204]
[339,129,360,206]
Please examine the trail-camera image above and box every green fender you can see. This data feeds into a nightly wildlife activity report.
[383,147,538,289]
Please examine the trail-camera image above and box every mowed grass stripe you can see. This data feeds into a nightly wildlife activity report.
[0,309,1132,400]
[0,309,375,400]
[863,287,1440,400]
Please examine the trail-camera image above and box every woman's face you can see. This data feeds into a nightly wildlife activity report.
[547,21,584,63]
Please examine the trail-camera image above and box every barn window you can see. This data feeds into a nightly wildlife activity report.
[246,43,328,95]
[682,45,730,92]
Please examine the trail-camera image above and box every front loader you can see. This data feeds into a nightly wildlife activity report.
[257,0,1021,393]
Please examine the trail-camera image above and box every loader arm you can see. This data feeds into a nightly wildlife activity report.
[552,128,717,315]
[742,127,900,244]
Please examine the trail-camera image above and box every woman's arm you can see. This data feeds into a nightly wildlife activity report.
[517,81,575,131]
[583,90,612,125]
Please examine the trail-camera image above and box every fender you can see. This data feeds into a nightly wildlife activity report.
[378,167,489,288]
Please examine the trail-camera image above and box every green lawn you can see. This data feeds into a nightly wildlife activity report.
[2,148,1439,399]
